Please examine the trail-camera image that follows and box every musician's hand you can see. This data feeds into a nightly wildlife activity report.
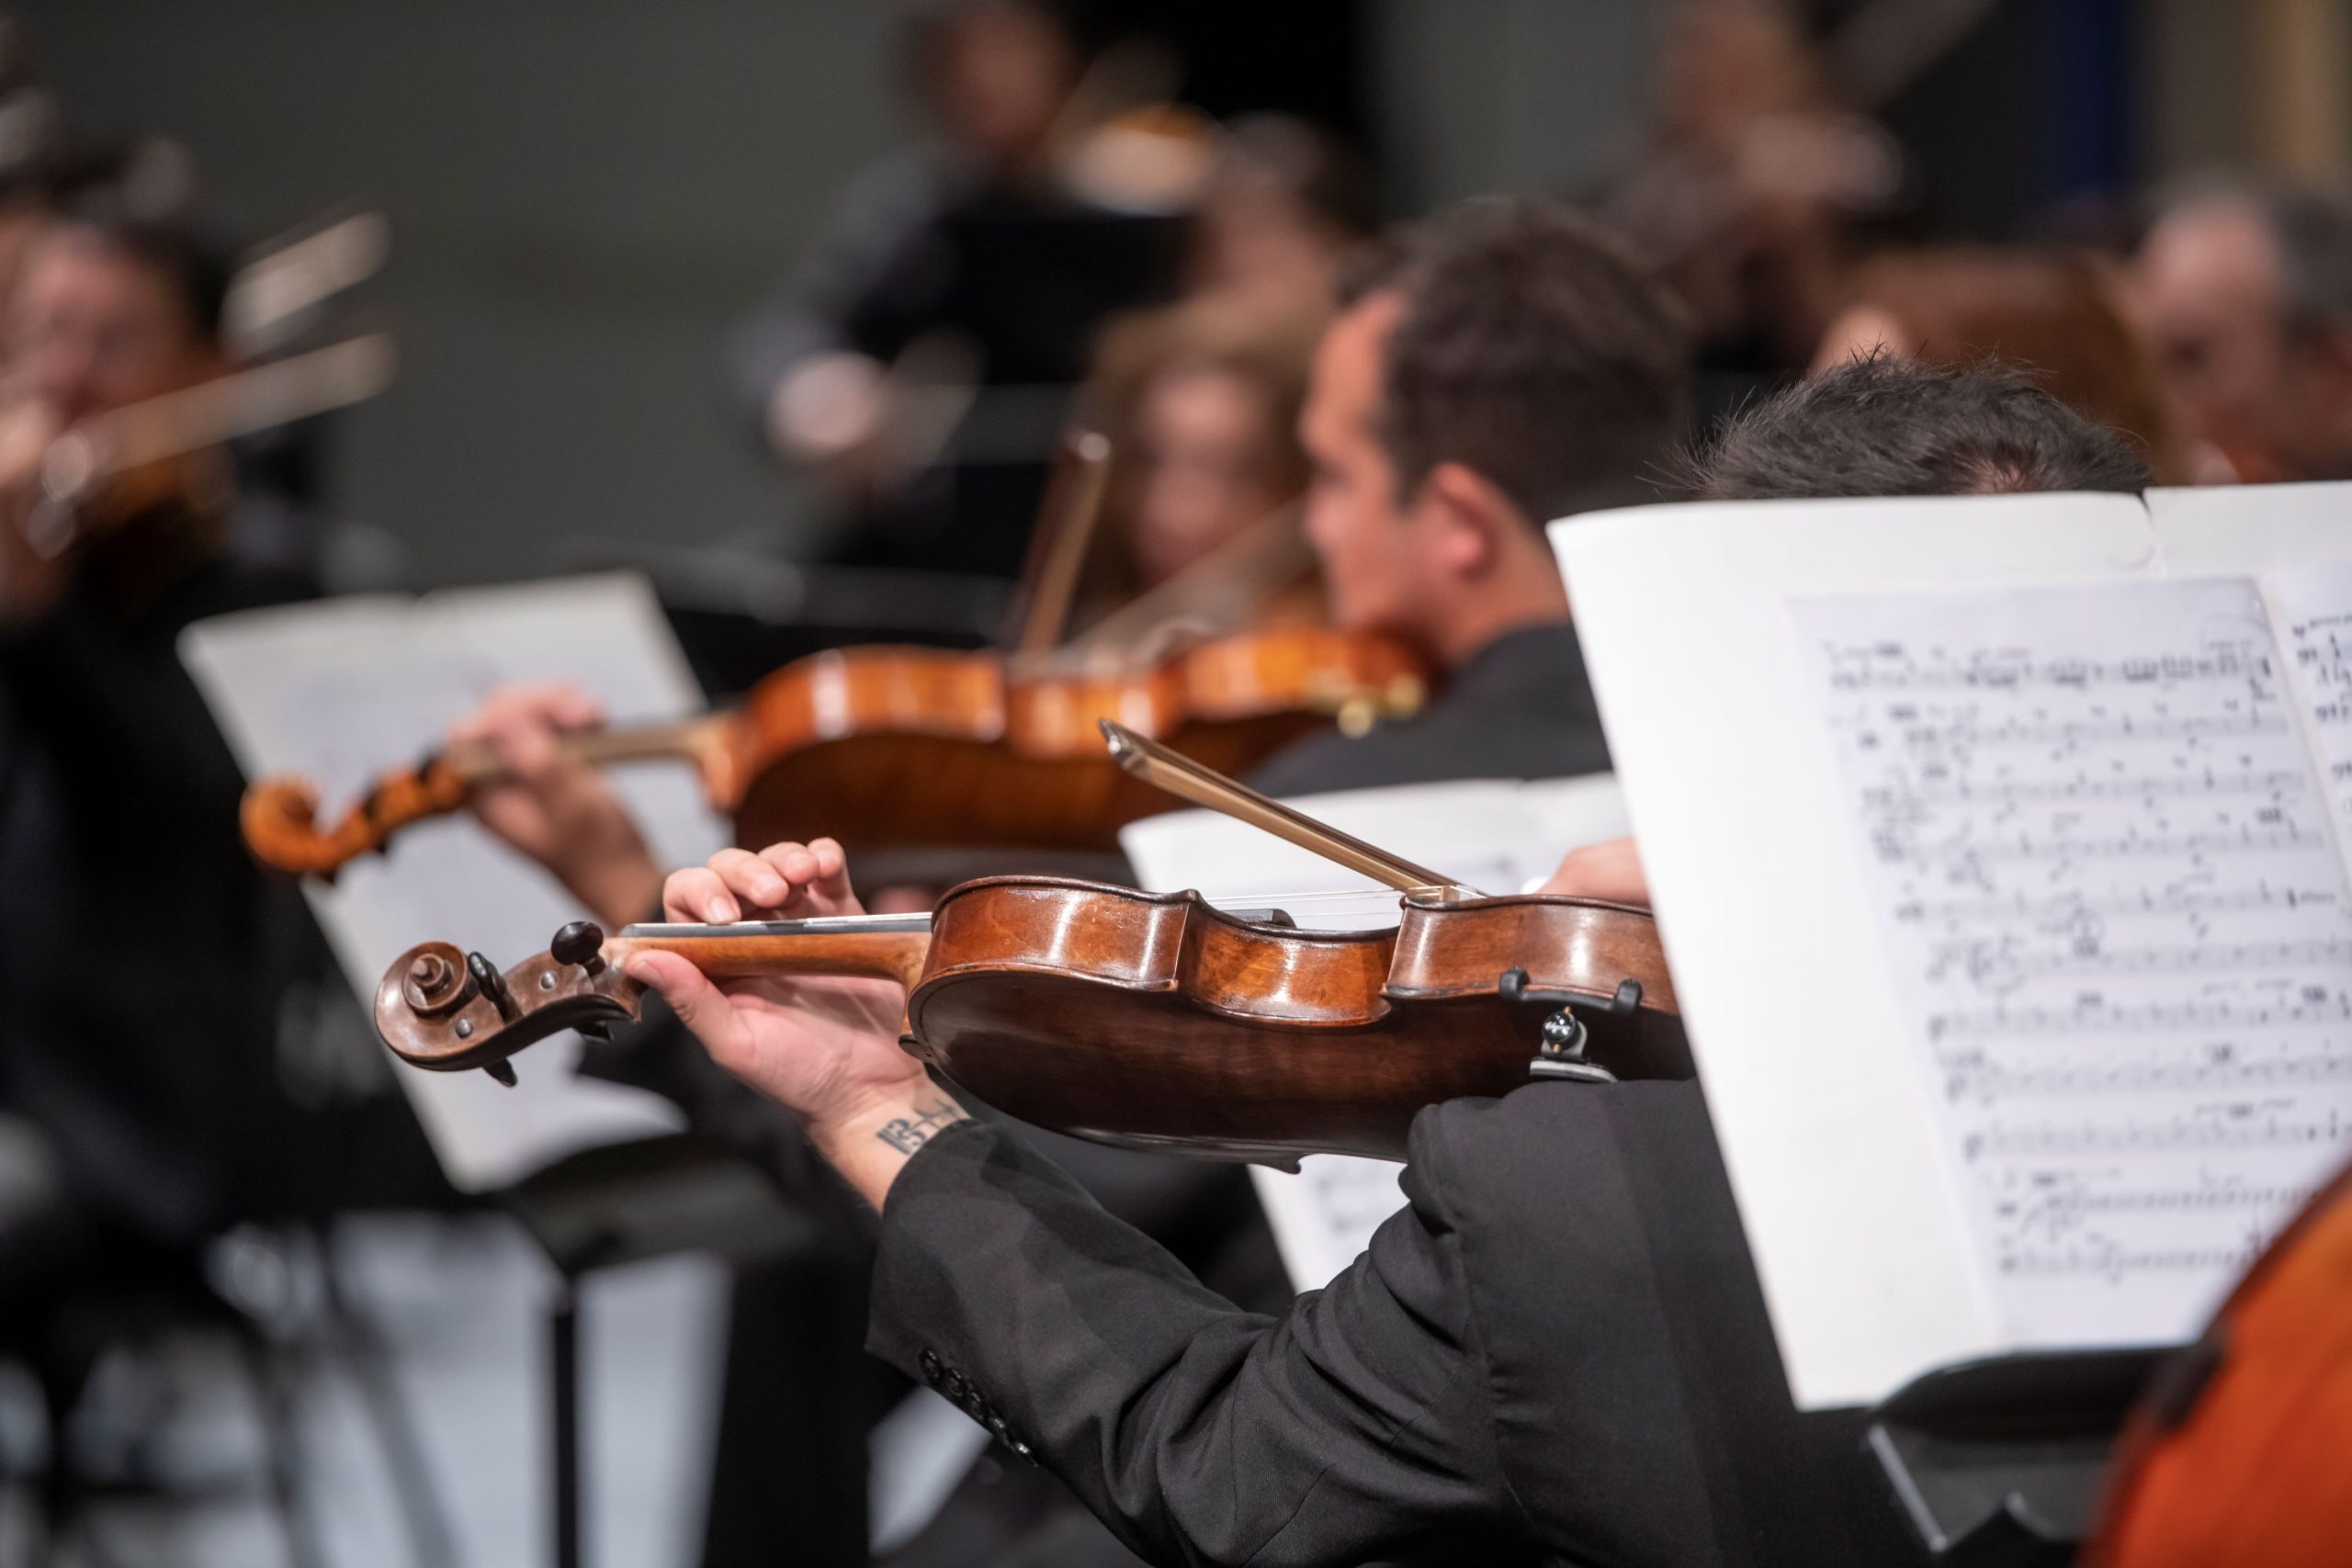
[625,840,956,1208]
[450,684,664,931]
[1540,836,1651,907]
[0,400,68,626]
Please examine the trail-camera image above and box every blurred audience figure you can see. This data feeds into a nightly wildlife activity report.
[1602,0,1902,410]
[729,0,1188,579]
[1071,296,1322,637]
[2128,182,2352,484]
[1182,114,1378,320]
[1814,249,2193,484]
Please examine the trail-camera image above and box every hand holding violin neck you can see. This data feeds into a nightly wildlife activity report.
[373,914,933,1082]
[242,714,731,879]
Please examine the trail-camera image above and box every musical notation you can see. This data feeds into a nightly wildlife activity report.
[2267,560,2352,835]
[1944,1043,2352,1101]
[1797,575,2352,1344]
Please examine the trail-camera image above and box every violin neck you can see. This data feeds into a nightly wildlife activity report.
[561,716,730,770]
[439,713,731,783]
[609,914,933,993]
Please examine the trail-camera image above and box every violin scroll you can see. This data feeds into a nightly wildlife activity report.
[374,921,646,1084]
[242,759,472,877]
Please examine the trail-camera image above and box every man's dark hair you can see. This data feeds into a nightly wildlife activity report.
[1342,195,1693,523]
[1683,355,2153,501]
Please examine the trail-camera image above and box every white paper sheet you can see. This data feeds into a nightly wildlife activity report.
[1121,773,1632,1291]
[182,573,729,1191]
[1551,485,2352,1408]
[2264,559,2352,837]
[1794,577,2352,1347]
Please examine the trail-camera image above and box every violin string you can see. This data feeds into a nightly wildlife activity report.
[1203,886,1443,908]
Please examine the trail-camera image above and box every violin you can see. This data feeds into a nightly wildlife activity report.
[243,624,1424,878]
[2086,1156,2352,1567]
[371,723,1684,1164]
[11,333,396,561]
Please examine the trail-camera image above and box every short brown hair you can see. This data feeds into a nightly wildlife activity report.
[1343,196,1694,524]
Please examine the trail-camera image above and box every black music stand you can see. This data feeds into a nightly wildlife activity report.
[1865,1348,2159,1567]
[501,1134,823,1568]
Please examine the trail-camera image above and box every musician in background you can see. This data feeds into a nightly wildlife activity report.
[0,193,321,1373]
[1600,0,1898,418]
[1180,114,1379,321]
[634,363,2157,1568]
[729,0,1182,579]
[1073,295,1323,632]
[2126,181,2352,484]
[1244,194,1690,795]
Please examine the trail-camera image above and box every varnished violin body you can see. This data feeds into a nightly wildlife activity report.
[729,626,1424,862]
[2087,1156,2352,1567]
[244,625,1427,878]
[375,875,1684,1164]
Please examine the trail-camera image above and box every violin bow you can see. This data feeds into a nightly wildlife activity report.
[225,206,391,355]
[1007,429,1114,657]
[34,333,397,558]
[1099,719,1476,900]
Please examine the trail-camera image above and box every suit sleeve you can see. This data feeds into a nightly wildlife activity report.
[864,1119,1517,1568]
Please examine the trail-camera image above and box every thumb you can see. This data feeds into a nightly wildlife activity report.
[624,951,755,1072]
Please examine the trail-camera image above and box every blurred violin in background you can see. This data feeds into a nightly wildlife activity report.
[242,618,1425,879]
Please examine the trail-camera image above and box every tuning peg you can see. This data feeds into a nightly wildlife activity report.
[482,1060,517,1088]
[467,952,515,1021]
[551,920,606,975]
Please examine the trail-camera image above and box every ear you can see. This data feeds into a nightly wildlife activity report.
[1415,461,1527,578]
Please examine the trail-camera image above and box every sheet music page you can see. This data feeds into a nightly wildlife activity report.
[2262,558,2352,845]
[1551,490,2285,1408]
[1121,773,1631,1289]
[1792,576,2352,1348]
[182,573,728,1190]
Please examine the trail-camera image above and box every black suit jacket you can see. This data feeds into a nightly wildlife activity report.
[1245,621,1610,797]
[866,1079,1915,1567]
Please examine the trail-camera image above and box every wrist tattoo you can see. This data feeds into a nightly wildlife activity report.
[875,1098,970,1156]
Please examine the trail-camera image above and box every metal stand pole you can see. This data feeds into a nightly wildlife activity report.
[550,1286,582,1568]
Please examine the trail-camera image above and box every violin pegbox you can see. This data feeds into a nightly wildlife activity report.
[240,773,338,876]
[374,921,645,1083]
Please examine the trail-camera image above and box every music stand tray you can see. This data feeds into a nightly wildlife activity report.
[1866,1348,2159,1568]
